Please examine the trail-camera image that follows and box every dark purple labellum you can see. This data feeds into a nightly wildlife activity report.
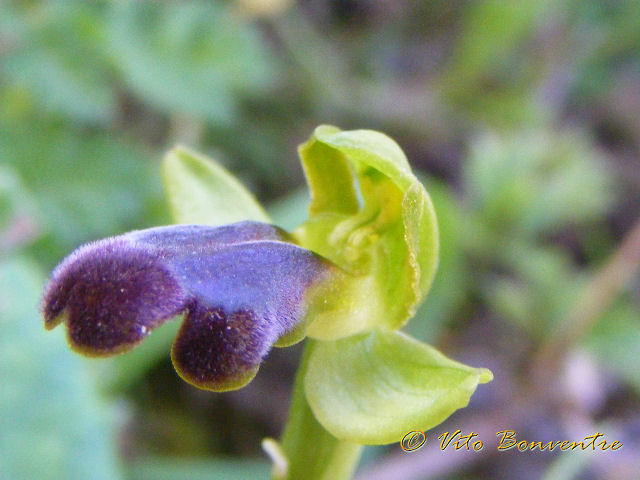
[42,221,335,391]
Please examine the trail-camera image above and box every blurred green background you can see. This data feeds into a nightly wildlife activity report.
[2,1,639,479]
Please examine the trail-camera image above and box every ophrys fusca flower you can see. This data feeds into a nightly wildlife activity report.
[43,221,335,391]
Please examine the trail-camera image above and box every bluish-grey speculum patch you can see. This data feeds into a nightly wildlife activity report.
[42,221,335,391]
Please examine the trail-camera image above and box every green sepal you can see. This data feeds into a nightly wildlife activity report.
[163,145,270,226]
[162,146,316,350]
[295,126,439,339]
[304,329,493,445]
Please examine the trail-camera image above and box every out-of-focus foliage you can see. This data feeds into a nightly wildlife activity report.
[2,0,639,479]
[2,2,115,124]
[125,457,269,480]
[587,301,640,393]
[108,2,276,125]
[0,256,121,480]
[463,129,612,236]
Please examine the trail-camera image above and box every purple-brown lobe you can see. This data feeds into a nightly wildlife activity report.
[41,221,334,390]
[172,305,266,389]
[42,237,188,354]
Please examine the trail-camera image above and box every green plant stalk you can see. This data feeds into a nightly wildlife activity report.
[275,340,363,480]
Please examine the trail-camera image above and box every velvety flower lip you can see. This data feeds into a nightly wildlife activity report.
[42,221,335,391]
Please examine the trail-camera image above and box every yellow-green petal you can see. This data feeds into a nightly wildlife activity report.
[295,126,439,338]
[304,329,493,444]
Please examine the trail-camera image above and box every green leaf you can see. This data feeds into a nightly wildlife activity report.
[439,0,556,125]
[0,164,40,250]
[295,126,439,339]
[3,2,116,124]
[0,257,121,480]
[163,145,270,225]
[464,130,612,237]
[0,116,165,264]
[304,329,492,445]
[107,2,275,124]
[586,301,640,393]
[125,457,270,480]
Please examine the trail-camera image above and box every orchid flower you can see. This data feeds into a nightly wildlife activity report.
[42,126,492,479]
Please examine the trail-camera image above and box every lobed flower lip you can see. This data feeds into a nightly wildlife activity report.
[42,221,335,391]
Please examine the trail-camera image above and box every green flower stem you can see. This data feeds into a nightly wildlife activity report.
[275,340,363,480]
